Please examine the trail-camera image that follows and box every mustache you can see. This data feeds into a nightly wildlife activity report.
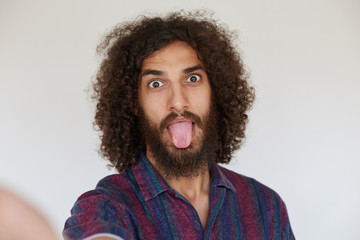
[159,111,203,132]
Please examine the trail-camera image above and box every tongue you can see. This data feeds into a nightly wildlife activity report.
[168,121,193,148]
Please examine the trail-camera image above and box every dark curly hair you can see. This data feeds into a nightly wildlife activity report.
[93,10,255,172]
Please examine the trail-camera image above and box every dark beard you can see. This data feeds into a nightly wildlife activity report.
[139,107,219,179]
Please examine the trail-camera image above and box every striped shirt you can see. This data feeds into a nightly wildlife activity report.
[63,154,295,239]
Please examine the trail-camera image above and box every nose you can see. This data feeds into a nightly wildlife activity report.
[167,84,189,114]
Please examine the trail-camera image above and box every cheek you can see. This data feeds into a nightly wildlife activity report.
[140,95,167,122]
[192,87,211,114]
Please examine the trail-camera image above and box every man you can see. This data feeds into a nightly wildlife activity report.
[63,11,295,240]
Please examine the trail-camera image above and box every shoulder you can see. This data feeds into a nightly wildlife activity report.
[76,170,139,208]
[218,165,276,191]
[63,171,139,239]
[217,166,295,238]
[71,170,141,220]
[218,165,286,208]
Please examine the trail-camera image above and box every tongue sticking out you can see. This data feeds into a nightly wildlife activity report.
[168,121,193,148]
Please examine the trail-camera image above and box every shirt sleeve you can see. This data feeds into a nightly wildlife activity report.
[83,233,124,240]
[63,190,134,240]
[280,199,296,240]
[282,220,295,240]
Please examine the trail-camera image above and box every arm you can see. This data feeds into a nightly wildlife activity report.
[0,188,58,240]
[63,189,134,240]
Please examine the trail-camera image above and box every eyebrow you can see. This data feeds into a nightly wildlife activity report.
[183,65,204,74]
[141,65,205,78]
[141,69,164,78]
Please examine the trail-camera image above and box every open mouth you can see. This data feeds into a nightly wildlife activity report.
[167,120,195,148]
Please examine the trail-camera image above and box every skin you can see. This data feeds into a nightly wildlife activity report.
[138,41,212,228]
[0,189,58,240]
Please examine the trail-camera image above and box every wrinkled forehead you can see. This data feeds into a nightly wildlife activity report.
[142,42,203,70]
[137,41,205,78]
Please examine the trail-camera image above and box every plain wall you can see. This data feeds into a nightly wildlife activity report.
[1,0,359,239]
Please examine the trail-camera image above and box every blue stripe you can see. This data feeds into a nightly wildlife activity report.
[204,187,226,239]
[63,156,295,240]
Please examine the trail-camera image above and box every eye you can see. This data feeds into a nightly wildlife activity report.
[149,80,164,88]
[186,74,201,83]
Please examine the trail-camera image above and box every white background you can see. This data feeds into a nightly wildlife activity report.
[1,0,359,239]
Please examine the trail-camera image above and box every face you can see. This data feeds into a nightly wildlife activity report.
[138,41,216,178]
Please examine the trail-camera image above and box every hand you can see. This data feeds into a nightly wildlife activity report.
[0,188,58,240]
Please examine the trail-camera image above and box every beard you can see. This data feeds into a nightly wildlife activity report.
[138,106,219,179]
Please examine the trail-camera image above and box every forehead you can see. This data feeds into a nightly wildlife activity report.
[141,41,204,72]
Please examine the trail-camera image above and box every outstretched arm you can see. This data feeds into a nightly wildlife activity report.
[0,188,58,240]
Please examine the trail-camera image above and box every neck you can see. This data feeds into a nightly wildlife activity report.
[167,169,211,201]
[146,150,211,198]
[166,167,211,229]
[146,150,211,228]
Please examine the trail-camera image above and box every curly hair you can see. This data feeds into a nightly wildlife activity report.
[93,10,255,172]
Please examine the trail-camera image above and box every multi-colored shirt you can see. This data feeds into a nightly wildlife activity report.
[63,154,295,239]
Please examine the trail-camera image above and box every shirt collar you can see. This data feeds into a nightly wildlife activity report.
[131,154,236,201]
[131,154,172,201]
[209,164,236,192]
